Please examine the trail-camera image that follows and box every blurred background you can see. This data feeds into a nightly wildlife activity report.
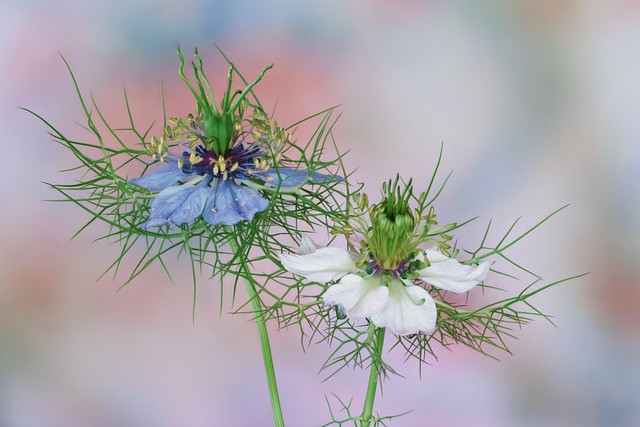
[1,0,639,426]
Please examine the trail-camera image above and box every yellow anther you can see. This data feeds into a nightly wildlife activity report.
[254,158,260,168]
[247,168,253,176]
[260,159,268,171]
[222,170,228,181]
[265,176,275,182]
[213,164,219,175]
[189,152,202,165]
[218,156,226,173]
[177,159,183,169]
[230,162,239,172]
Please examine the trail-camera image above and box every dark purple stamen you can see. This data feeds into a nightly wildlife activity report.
[180,143,263,178]
[369,259,410,278]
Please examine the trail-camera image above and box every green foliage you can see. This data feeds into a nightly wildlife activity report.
[322,393,411,427]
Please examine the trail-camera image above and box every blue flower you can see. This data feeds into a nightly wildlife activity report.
[130,141,333,229]
[129,48,339,229]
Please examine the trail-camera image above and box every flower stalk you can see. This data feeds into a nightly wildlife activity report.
[360,327,385,427]
[227,227,285,427]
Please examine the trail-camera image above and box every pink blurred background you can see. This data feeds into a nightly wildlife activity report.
[2,1,639,426]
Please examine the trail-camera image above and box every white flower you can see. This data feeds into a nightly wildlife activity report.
[279,236,491,336]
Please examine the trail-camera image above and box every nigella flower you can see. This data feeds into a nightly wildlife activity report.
[129,48,334,229]
[130,140,330,229]
[278,178,491,336]
[279,236,490,335]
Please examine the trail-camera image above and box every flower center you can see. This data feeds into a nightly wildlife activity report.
[367,258,410,279]
[179,143,264,180]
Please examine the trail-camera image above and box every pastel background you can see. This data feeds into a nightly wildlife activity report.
[2,1,639,426]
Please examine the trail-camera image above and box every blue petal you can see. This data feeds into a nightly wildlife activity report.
[130,163,190,192]
[203,180,269,226]
[252,168,341,188]
[309,171,342,183]
[144,181,211,229]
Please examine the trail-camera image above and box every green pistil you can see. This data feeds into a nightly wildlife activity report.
[176,47,272,157]
[366,176,417,271]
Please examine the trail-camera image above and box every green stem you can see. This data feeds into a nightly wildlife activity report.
[360,328,385,427]
[226,229,285,427]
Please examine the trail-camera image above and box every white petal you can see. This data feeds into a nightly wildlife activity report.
[418,250,491,293]
[297,234,319,255]
[278,247,359,282]
[323,274,389,321]
[370,280,437,336]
